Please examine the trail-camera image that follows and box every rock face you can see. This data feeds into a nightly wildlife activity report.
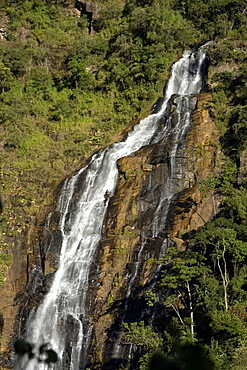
[0,16,8,40]
[169,93,221,239]
[0,218,40,362]
[0,92,221,369]
[87,93,222,368]
[75,1,100,34]
[0,192,62,367]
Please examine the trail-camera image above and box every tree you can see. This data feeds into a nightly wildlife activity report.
[159,247,210,339]
[146,246,209,341]
[0,61,13,92]
[191,218,247,309]
[67,53,95,90]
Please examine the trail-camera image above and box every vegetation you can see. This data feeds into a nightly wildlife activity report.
[125,205,247,368]
[0,0,246,368]
[0,0,203,281]
[112,2,246,368]
[122,4,247,364]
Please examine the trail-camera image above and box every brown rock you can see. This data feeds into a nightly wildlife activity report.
[88,93,223,367]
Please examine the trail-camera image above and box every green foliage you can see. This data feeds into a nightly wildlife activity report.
[67,54,96,90]
[230,341,247,370]
[123,322,215,370]
[209,44,247,164]
[199,176,220,193]
[0,60,13,92]
[141,205,247,368]
[192,217,247,263]
[123,321,163,352]
[0,0,246,367]
[0,0,205,263]
[0,254,12,266]
[174,0,247,39]
[0,251,12,287]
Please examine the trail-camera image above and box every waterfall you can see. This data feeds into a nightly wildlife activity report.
[109,48,208,365]
[18,46,208,370]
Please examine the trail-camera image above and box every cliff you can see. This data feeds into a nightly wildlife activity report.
[0,0,245,367]
[86,92,222,368]
[0,88,222,369]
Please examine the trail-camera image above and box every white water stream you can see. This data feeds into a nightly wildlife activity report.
[18,46,208,370]
[111,48,208,362]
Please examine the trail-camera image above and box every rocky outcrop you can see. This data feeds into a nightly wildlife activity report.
[0,219,41,366]
[0,193,62,367]
[0,91,222,369]
[75,1,100,34]
[87,93,222,368]
[0,16,8,40]
[169,93,222,242]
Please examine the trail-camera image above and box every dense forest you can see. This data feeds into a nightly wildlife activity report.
[0,0,247,369]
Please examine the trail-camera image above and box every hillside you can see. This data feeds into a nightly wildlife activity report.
[0,0,246,369]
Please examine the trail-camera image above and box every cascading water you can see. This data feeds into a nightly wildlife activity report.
[109,48,209,365]
[18,45,209,370]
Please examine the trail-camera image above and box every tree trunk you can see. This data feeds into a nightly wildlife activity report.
[186,281,195,339]
[171,303,185,326]
[216,243,228,311]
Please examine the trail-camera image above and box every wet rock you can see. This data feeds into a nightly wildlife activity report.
[88,92,222,367]
[151,97,164,114]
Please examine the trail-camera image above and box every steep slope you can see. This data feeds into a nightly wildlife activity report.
[88,92,221,368]
[0,0,246,369]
